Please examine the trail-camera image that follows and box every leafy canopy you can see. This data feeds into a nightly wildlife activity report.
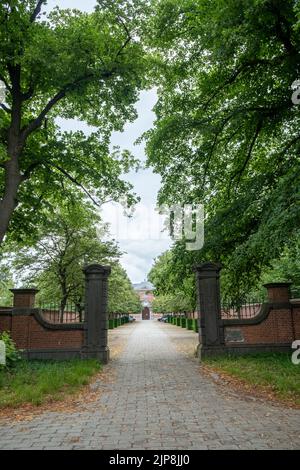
[144,0,300,299]
[0,0,148,244]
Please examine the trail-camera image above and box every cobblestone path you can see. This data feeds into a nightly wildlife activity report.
[0,320,299,449]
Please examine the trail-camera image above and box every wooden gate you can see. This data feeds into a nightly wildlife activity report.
[142,306,150,320]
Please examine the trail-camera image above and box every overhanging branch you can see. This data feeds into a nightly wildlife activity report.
[30,0,46,23]
[21,71,112,141]
[231,118,263,182]
[0,103,11,113]
[45,161,100,207]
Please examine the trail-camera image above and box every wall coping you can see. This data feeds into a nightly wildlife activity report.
[6,307,84,330]
[263,282,292,288]
[194,263,223,280]
[194,262,223,271]
[0,308,12,314]
[10,288,39,295]
[83,264,111,276]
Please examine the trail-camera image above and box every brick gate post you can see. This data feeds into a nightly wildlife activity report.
[10,288,39,308]
[195,262,224,358]
[82,264,111,364]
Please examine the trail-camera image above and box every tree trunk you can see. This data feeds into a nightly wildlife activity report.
[0,156,22,245]
[59,297,67,323]
[0,66,23,246]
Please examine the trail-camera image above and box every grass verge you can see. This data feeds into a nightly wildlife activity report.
[203,353,300,406]
[0,359,101,408]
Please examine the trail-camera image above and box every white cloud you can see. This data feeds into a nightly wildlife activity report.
[120,239,172,283]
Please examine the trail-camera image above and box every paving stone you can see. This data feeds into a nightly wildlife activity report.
[0,320,299,449]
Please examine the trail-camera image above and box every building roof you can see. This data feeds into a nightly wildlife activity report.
[132,281,154,291]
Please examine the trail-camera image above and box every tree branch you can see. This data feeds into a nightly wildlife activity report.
[268,3,295,54]
[115,15,132,59]
[21,89,66,140]
[0,103,11,113]
[30,0,46,23]
[21,71,112,141]
[202,58,282,111]
[45,162,101,207]
[21,83,35,101]
[231,118,263,182]
[21,161,42,181]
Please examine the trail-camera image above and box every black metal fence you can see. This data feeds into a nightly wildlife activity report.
[39,302,85,324]
[220,298,266,320]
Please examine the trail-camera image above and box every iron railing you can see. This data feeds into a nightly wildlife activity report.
[39,302,85,324]
[220,298,266,320]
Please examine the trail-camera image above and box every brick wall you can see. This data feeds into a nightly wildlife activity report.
[1,266,111,363]
[0,309,12,332]
[222,284,300,348]
[0,309,84,356]
[224,306,300,345]
[292,305,300,339]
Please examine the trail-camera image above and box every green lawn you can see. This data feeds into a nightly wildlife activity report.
[203,353,300,406]
[0,359,101,408]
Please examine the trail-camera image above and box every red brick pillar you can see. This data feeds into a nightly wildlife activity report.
[263,283,291,303]
[8,289,39,351]
[10,288,39,308]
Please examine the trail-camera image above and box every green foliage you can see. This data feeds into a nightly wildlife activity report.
[0,359,101,407]
[5,197,121,309]
[203,353,300,406]
[0,331,22,370]
[145,0,300,301]
[0,0,148,243]
[3,195,142,315]
[248,232,300,298]
[0,264,13,306]
[148,250,196,312]
[151,292,192,313]
[109,264,142,314]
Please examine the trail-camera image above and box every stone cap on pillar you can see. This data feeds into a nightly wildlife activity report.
[263,282,292,303]
[194,262,222,279]
[83,264,111,277]
[10,288,39,308]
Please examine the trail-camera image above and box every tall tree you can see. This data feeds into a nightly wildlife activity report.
[0,263,13,306]
[108,264,142,314]
[7,198,120,320]
[0,0,146,244]
[148,250,196,312]
[145,0,300,299]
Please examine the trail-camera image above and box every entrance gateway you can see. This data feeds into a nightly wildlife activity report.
[142,306,150,320]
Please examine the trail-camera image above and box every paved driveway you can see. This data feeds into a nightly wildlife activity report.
[0,320,299,449]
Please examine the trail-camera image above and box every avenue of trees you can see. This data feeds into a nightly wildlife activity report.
[1,0,299,310]
[146,0,300,304]
[0,0,147,245]
[0,194,142,314]
[0,0,144,313]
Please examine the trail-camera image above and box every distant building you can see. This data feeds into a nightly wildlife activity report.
[132,281,155,308]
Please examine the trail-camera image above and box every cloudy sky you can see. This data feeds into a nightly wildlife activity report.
[45,0,171,282]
